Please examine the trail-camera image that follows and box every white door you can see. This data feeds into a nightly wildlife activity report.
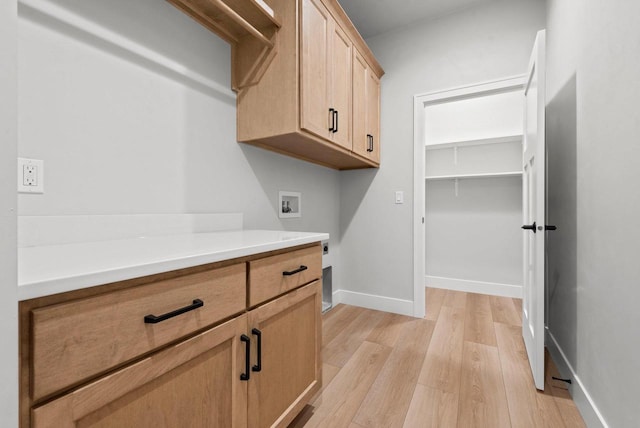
[522,30,546,391]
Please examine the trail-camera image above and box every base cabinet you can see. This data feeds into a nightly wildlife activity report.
[248,281,322,428]
[21,244,323,428]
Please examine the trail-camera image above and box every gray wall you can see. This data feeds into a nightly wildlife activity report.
[340,0,546,301]
[17,0,342,286]
[0,1,19,425]
[426,177,522,285]
[546,0,640,425]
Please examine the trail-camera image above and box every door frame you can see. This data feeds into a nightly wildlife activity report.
[412,75,526,318]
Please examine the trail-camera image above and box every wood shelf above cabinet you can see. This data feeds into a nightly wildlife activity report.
[167,0,281,91]
[168,0,280,45]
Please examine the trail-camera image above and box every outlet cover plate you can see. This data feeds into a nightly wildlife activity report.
[18,158,44,194]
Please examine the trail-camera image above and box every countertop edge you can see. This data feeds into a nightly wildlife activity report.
[18,232,329,301]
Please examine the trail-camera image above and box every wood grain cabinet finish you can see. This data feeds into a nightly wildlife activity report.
[21,244,323,428]
[248,244,322,307]
[248,281,322,428]
[352,48,381,163]
[31,263,246,402]
[300,0,351,150]
[236,0,383,170]
[32,314,249,428]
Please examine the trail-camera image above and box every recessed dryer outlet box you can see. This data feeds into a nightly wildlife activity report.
[279,191,301,218]
[18,158,44,194]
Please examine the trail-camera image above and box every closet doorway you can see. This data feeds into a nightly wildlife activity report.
[413,76,526,319]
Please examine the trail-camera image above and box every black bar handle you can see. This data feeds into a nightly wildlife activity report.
[522,222,537,233]
[334,110,339,133]
[329,108,335,132]
[144,299,204,324]
[545,225,557,231]
[252,328,262,372]
[283,265,308,276]
[240,334,250,381]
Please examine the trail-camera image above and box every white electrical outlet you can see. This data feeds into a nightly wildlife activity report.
[18,158,44,194]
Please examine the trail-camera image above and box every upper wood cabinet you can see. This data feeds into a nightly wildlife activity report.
[300,0,351,150]
[235,0,383,169]
[168,0,383,169]
[352,48,380,162]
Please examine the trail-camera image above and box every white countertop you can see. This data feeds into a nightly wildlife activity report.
[18,230,329,301]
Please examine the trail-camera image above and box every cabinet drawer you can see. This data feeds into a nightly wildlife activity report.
[31,263,246,402]
[32,314,248,428]
[248,245,321,306]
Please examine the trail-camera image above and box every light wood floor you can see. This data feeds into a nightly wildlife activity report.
[289,288,585,428]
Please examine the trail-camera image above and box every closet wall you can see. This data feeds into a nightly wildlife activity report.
[425,83,524,297]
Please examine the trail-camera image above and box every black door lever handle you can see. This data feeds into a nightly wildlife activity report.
[545,225,557,231]
[522,222,536,233]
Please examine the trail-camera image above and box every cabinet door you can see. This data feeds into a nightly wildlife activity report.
[366,69,381,163]
[32,315,249,428]
[352,49,369,157]
[247,281,322,428]
[300,0,331,140]
[330,20,352,149]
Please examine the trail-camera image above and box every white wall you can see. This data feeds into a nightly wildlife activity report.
[17,0,342,285]
[546,0,640,426]
[340,0,546,307]
[0,0,19,425]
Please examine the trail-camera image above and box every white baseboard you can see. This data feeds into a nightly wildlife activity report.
[332,289,414,317]
[425,275,522,298]
[547,330,608,428]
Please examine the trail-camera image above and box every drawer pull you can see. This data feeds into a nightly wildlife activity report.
[143,299,204,324]
[240,334,251,381]
[282,265,308,276]
[252,328,262,372]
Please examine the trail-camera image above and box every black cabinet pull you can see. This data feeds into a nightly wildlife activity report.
[329,108,335,132]
[252,328,262,372]
[366,134,373,152]
[240,334,250,381]
[283,265,308,276]
[522,222,537,233]
[334,110,339,133]
[545,225,557,231]
[143,299,203,324]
